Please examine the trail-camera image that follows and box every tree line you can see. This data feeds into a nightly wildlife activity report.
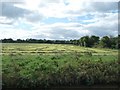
[1,35,120,49]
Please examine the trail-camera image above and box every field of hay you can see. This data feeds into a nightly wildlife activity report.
[1,43,119,88]
[2,43,117,55]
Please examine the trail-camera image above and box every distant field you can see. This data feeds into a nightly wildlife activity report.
[1,43,119,88]
[2,43,118,55]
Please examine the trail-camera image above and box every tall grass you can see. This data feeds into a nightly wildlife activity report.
[2,52,119,88]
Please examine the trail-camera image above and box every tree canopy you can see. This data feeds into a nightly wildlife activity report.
[1,35,119,49]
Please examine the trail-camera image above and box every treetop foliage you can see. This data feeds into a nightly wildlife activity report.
[1,35,120,49]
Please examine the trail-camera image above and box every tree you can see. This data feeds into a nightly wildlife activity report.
[80,36,90,47]
[99,36,111,48]
[89,35,100,47]
[2,38,14,43]
[16,39,23,43]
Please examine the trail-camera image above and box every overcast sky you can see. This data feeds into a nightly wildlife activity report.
[0,0,119,40]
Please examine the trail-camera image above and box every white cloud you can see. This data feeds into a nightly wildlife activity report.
[84,13,118,36]
[0,16,14,24]
[0,0,118,39]
[0,21,90,40]
[0,25,31,39]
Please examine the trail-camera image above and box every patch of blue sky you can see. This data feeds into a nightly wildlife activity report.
[42,14,95,24]
[79,21,95,24]
[110,10,119,13]
[42,17,69,24]
[77,14,94,20]
[63,1,69,5]
[74,14,95,24]
[14,22,33,30]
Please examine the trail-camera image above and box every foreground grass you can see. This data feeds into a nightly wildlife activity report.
[2,53,119,88]
[2,43,119,88]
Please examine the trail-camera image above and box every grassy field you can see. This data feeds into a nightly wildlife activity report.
[2,43,117,55]
[1,43,119,88]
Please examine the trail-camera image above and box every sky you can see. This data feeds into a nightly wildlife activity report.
[0,0,119,40]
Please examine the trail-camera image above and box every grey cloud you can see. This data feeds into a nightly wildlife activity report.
[25,12,44,23]
[0,21,13,25]
[66,2,118,16]
[32,34,49,40]
[1,2,31,18]
[90,2,118,12]
[90,28,116,37]
[33,27,82,40]
[39,0,61,7]
[85,24,118,37]
[0,0,24,2]
[50,28,80,39]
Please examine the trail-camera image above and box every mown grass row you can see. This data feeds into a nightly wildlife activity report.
[2,52,119,88]
[2,43,118,55]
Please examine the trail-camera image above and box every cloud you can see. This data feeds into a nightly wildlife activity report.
[0,24,31,39]
[0,1,118,40]
[25,11,44,23]
[1,2,30,18]
[0,16,14,25]
[0,22,90,40]
[85,13,118,36]
[89,2,118,12]
[27,22,90,40]
[64,2,118,18]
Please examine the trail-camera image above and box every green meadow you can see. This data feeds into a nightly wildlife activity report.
[1,43,119,88]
